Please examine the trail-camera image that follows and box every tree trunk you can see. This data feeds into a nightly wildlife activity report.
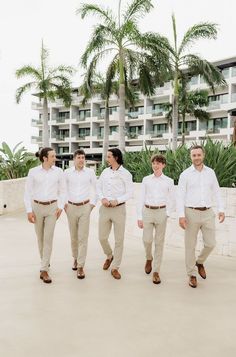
[102,99,110,165]
[42,97,49,147]
[181,112,186,145]
[233,117,236,147]
[172,75,179,151]
[118,83,126,152]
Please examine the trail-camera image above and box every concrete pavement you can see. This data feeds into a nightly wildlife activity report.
[0,207,236,357]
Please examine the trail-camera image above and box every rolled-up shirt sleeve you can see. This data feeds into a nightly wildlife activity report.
[212,171,225,213]
[24,169,34,213]
[90,170,98,206]
[57,170,67,209]
[176,173,187,218]
[117,171,134,204]
[166,179,175,216]
[137,178,146,220]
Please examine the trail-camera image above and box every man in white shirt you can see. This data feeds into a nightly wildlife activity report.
[64,149,97,279]
[137,154,175,284]
[24,147,66,283]
[97,148,134,280]
[177,145,225,288]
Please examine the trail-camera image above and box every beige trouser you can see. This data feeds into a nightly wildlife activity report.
[99,204,126,270]
[66,202,91,268]
[185,207,216,277]
[32,201,58,272]
[142,207,167,273]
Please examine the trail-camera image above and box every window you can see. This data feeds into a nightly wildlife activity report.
[153,123,167,136]
[78,128,90,137]
[59,111,70,119]
[109,126,118,134]
[199,117,228,132]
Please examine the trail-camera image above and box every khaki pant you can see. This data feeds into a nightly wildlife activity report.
[66,202,91,268]
[142,207,167,273]
[185,207,216,277]
[98,204,126,270]
[32,201,58,272]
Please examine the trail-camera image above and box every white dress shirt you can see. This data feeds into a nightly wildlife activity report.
[97,165,134,203]
[24,165,66,213]
[64,166,97,205]
[137,173,175,220]
[177,164,225,217]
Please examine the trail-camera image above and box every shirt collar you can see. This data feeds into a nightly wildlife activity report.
[190,164,206,172]
[72,165,86,172]
[40,164,56,170]
[151,172,165,179]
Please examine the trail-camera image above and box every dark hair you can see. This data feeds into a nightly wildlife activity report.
[35,147,54,162]
[108,148,123,165]
[151,154,166,165]
[73,149,86,158]
[190,145,205,153]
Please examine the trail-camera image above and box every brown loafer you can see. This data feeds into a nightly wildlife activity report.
[145,259,152,274]
[196,262,206,279]
[189,275,197,288]
[103,256,113,270]
[152,272,161,284]
[77,267,85,279]
[40,271,52,284]
[72,260,78,271]
[111,269,121,280]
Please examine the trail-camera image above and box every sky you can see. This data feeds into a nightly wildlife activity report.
[0,0,235,152]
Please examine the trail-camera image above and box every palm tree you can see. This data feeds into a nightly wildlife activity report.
[233,118,236,147]
[77,0,168,152]
[16,41,74,147]
[160,14,225,150]
[162,84,210,144]
[80,71,138,164]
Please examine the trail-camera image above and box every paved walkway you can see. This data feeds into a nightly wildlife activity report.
[0,208,236,357]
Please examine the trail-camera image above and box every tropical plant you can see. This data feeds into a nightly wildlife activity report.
[16,41,74,146]
[77,0,169,152]
[162,82,210,144]
[123,139,236,186]
[233,117,236,147]
[0,142,39,180]
[159,14,225,150]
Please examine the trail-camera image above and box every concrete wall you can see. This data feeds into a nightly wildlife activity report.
[0,178,26,215]
[0,178,235,256]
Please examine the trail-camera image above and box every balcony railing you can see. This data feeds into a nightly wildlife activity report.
[31,136,42,143]
[146,106,165,117]
[31,119,43,126]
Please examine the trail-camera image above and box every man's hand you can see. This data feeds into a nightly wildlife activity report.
[110,200,118,207]
[137,220,143,229]
[64,203,68,212]
[55,208,62,220]
[90,204,95,211]
[102,198,110,207]
[27,212,36,224]
[218,212,225,223]
[179,217,187,230]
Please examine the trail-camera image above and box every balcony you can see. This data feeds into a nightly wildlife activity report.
[31,102,42,110]
[208,101,221,110]
[31,119,43,127]
[146,106,166,117]
[31,135,42,144]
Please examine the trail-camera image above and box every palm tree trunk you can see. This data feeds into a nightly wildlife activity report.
[42,97,49,147]
[118,54,126,153]
[181,112,186,145]
[102,99,110,164]
[172,75,179,150]
[233,117,236,147]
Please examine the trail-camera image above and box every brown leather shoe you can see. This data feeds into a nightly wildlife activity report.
[111,269,121,280]
[72,259,78,271]
[103,256,113,270]
[145,259,152,274]
[152,272,161,284]
[189,275,197,288]
[196,262,206,279]
[40,271,52,284]
[77,267,85,279]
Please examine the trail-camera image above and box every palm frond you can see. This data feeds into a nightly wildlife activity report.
[15,82,36,103]
[77,3,116,28]
[15,66,41,81]
[179,22,218,55]
[123,0,153,24]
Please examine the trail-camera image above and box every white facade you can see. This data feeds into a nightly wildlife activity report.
[31,56,236,161]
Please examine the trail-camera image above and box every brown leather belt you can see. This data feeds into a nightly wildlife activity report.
[108,202,125,208]
[145,205,166,209]
[68,199,90,206]
[188,207,210,211]
[34,200,57,205]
